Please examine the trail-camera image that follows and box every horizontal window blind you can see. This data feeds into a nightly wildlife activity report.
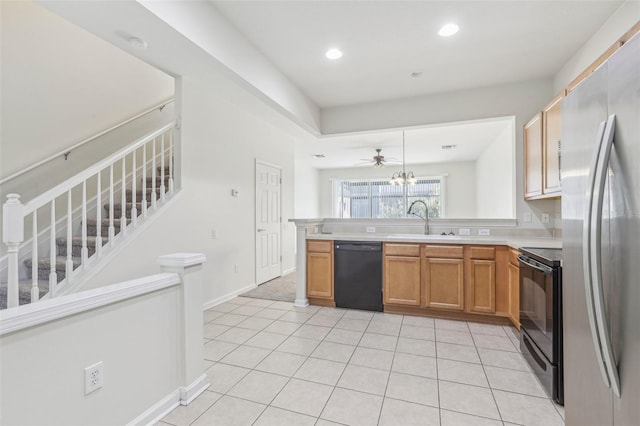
[334,177,443,219]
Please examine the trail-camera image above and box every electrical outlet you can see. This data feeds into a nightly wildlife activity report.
[478,228,491,236]
[85,362,103,395]
[524,212,532,222]
[459,228,471,236]
[234,264,239,273]
[541,213,550,224]
[211,229,217,239]
[366,226,376,233]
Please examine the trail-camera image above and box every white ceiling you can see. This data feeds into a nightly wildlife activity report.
[212,0,621,108]
[298,117,513,169]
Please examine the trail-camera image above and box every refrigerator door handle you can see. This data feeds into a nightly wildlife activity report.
[582,120,610,389]
[590,114,621,397]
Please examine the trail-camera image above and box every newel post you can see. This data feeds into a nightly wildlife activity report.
[3,194,24,309]
[157,252,209,405]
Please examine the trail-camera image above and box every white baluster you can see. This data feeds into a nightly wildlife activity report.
[66,189,73,283]
[31,210,39,302]
[142,143,148,218]
[121,157,127,235]
[95,171,103,258]
[81,180,88,265]
[152,137,157,209]
[131,150,137,226]
[109,164,115,245]
[160,133,166,202]
[3,194,24,308]
[169,129,174,194]
[49,198,57,297]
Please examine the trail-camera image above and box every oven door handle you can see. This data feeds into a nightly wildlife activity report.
[582,119,611,391]
[589,114,620,397]
[517,255,553,274]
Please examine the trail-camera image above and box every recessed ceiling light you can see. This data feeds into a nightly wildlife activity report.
[410,72,423,78]
[312,154,326,158]
[441,144,457,150]
[438,23,459,37]
[325,48,343,60]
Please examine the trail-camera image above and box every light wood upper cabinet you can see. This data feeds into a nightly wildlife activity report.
[423,257,464,311]
[524,113,543,199]
[542,95,562,196]
[525,95,563,200]
[306,240,333,300]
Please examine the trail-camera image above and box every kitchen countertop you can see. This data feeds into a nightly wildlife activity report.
[306,232,562,250]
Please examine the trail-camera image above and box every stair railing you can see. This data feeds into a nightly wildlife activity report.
[2,121,176,309]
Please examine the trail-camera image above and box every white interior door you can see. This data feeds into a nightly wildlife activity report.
[255,161,282,284]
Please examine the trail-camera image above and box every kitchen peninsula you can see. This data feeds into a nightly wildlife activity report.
[290,218,561,328]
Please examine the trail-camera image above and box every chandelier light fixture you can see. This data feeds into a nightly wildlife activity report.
[389,130,417,185]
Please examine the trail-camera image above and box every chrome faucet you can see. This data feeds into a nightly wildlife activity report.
[407,200,430,235]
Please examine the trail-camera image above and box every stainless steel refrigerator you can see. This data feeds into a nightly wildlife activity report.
[561,33,639,425]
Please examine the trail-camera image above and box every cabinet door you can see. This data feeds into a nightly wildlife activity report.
[467,259,496,313]
[307,252,333,299]
[543,95,562,195]
[424,258,464,311]
[508,262,520,328]
[384,256,421,306]
[524,113,543,199]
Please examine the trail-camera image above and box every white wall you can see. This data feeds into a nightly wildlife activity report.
[321,78,561,229]
[0,286,181,425]
[476,123,515,218]
[294,159,320,218]
[84,74,303,303]
[553,1,640,93]
[318,161,477,218]
[0,0,174,180]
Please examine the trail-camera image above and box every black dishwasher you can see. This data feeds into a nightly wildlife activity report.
[334,241,383,311]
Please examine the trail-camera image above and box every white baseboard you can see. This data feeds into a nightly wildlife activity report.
[129,374,210,426]
[179,374,210,405]
[202,282,256,310]
[128,389,180,426]
[282,267,296,275]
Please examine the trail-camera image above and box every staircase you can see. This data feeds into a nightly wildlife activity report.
[1,122,177,310]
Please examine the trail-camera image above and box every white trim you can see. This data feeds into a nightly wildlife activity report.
[127,389,180,426]
[157,253,207,268]
[255,159,282,170]
[202,282,257,310]
[282,267,296,275]
[179,374,210,405]
[0,273,180,335]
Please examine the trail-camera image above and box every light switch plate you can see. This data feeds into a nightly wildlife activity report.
[459,228,471,236]
[524,212,532,222]
[478,228,490,236]
[366,226,376,233]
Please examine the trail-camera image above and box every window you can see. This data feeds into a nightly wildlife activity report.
[333,177,443,219]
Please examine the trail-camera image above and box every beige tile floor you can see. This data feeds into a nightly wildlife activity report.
[158,297,565,426]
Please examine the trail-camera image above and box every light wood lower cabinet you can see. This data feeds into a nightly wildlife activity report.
[306,240,333,300]
[508,249,520,329]
[383,243,421,306]
[383,255,421,306]
[423,257,464,311]
[467,259,496,313]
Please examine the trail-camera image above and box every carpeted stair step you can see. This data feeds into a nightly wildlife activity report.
[103,202,150,218]
[56,236,107,257]
[144,176,170,187]
[125,188,163,202]
[0,279,50,310]
[85,218,129,237]
[24,256,81,282]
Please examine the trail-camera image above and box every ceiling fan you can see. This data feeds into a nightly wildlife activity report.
[357,148,399,168]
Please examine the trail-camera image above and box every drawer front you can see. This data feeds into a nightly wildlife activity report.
[509,248,520,265]
[384,243,421,257]
[424,245,464,259]
[307,240,332,253]
[469,246,496,260]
